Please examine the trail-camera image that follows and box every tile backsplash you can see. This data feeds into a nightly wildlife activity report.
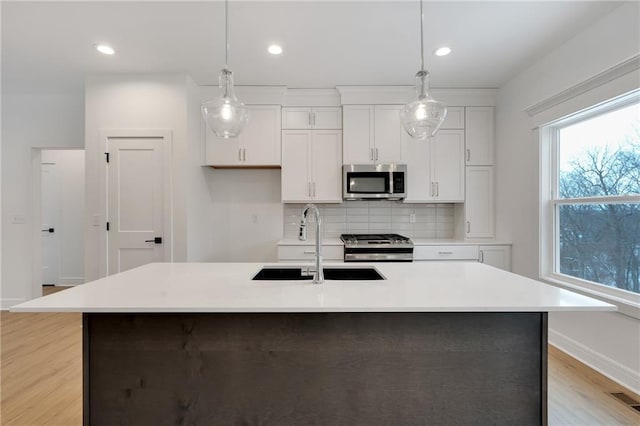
[283,201,454,239]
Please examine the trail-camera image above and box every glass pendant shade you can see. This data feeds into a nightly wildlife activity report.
[400,70,447,139]
[202,68,249,139]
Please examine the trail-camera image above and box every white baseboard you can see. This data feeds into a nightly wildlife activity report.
[549,328,640,395]
[1,298,27,310]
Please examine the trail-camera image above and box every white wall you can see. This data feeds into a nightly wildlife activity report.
[84,75,189,281]
[41,150,85,284]
[496,2,640,393]
[1,93,84,308]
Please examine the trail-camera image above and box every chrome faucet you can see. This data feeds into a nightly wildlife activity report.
[298,204,324,283]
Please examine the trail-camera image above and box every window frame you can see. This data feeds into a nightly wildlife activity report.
[540,90,640,317]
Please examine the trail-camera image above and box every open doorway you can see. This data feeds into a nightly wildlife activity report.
[39,149,85,294]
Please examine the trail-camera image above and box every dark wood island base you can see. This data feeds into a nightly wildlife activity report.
[83,312,547,425]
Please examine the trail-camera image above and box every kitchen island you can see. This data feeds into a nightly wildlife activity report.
[12,262,614,425]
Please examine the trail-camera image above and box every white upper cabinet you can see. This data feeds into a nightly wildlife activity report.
[440,106,465,129]
[403,129,464,202]
[465,106,494,166]
[205,105,281,166]
[343,106,374,164]
[343,105,403,165]
[282,107,342,130]
[281,129,342,203]
[465,166,495,238]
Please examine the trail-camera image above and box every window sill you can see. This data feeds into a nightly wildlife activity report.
[541,274,640,320]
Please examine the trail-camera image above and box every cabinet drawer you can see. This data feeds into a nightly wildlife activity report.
[414,245,478,260]
[278,245,344,261]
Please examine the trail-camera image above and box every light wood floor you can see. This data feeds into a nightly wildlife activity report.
[1,286,639,425]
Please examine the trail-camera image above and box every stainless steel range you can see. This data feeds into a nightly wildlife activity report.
[340,233,414,262]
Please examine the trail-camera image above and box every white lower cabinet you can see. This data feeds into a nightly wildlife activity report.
[478,245,511,271]
[465,166,494,238]
[277,244,344,262]
[414,243,512,271]
[404,129,465,202]
[281,130,342,203]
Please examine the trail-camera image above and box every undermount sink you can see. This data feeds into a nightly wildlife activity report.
[252,267,385,281]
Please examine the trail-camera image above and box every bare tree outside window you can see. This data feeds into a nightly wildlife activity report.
[556,104,640,294]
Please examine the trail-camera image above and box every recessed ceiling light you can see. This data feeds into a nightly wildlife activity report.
[268,44,283,55]
[434,46,451,57]
[95,44,115,55]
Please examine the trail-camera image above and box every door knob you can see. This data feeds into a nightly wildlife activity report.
[145,237,163,244]
[41,228,54,233]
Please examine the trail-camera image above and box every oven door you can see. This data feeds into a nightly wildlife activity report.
[344,247,414,262]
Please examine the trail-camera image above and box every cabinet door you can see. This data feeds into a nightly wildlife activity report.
[479,245,511,271]
[440,106,465,129]
[243,106,281,166]
[281,130,311,202]
[312,108,342,130]
[205,126,243,166]
[465,166,494,238]
[311,130,343,203]
[465,107,494,166]
[402,131,433,202]
[373,105,404,164]
[431,130,465,201]
[343,105,374,164]
[282,108,312,130]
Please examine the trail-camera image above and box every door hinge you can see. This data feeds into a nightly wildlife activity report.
[105,152,110,163]
[106,221,110,231]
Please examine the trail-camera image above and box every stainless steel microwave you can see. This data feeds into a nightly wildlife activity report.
[343,164,407,200]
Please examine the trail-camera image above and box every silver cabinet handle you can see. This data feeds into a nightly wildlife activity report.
[312,112,316,126]
[313,182,316,197]
[369,148,373,161]
[438,251,453,255]
[303,250,316,254]
[243,148,247,161]
[375,148,379,161]
[238,148,242,161]
[430,182,434,197]
[436,182,439,197]
[467,221,471,234]
[466,149,471,162]
[479,250,484,263]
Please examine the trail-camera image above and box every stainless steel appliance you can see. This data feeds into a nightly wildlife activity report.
[343,164,407,200]
[341,233,414,262]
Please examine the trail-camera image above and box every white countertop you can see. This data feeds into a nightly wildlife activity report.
[11,262,615,313]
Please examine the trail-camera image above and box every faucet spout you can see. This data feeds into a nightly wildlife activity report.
[298,204,323,283]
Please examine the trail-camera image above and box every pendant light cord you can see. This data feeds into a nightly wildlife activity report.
[419,0,424,71]
[225,0,229,68]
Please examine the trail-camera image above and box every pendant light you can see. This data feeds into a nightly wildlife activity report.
[201,0,249,138]
[400,0,447,139]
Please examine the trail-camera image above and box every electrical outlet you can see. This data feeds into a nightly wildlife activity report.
[12,214,25,224]
[409,213,416,223]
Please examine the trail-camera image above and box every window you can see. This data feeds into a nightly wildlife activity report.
[546,93,640,298]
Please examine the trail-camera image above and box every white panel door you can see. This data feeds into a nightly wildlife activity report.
[41,163,60,285]
[311,130,342,202]
[282,108,312,130]
[465,166,495,238]
[402,132,433,202]
[479,245,511,271]
[343,105,374,164]
[206,127,242,166]
[108,137,165,274]
[312,108,342,130]
[431,130,465,201]
[242,106,281,166]
[465,107,495,166]
[281,130,312,202]
[373,105,403,164]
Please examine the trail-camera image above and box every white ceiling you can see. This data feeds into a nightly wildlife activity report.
[1,1,623,93]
